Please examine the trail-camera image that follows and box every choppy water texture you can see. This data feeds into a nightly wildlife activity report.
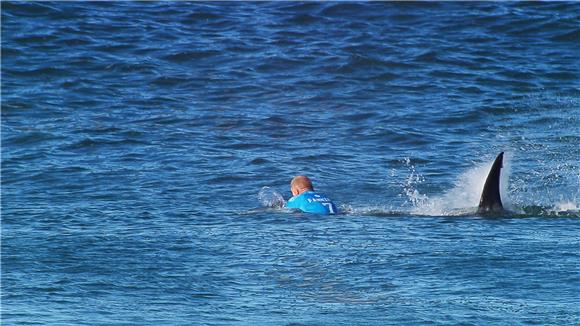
[2,2,579,325]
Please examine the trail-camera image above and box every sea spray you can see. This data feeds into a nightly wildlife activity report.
[506,151,578,213]
[258,186,286,208]
[401,157,428,209]
[402,154,512,216]
[552,200,580,214]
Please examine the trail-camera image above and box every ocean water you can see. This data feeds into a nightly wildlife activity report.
[2,2,579,325]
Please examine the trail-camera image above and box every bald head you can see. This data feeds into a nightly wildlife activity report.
[290,175,314,196]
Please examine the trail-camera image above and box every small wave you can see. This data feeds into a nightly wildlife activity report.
[429,70,475,79]
[131,116,188,126]
[162,50,221,62]
[414,50,444,64]
[340,112,378,122]
[284,13,320,25]
[105,61,157,73]
[207,175,249,185]
[475,76,537,89]
[276,2,322,14]
[93,43,135,53]
[320,3,370,17]
[13,33,58,44]
[292,154,354,163]
[221,143,266,150]
[2,47,24,56]
[4,66,67,77]
[185,11,222,21]
[255,57,305,73]
[63,138,148,150]
[249,158,269,165]
[336,55,418,74]
[152,75,191,86]
[550,29,579,42]
[544,71,577,81]
[59,37,92,47]
[261,115,287,124]
[457,86,484,95]
[4,132,63,146]
[389,13,420,22]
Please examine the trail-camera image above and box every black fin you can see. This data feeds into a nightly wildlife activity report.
[477,152,504,214]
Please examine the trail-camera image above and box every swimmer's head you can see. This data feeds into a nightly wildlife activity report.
[290,175,314,196]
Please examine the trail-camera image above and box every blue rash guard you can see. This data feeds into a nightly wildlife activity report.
[285,191,338,215]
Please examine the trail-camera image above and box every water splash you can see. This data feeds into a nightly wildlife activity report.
[545,200,580,217]
[258,186,286,208]
[333,153,577,218]
[401,157,429,209]
[398,153,579,217]
[402,154,512,216]
[554,201,579,212]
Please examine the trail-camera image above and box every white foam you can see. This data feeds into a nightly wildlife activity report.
[341,204,401,216]
[552,200,579,213]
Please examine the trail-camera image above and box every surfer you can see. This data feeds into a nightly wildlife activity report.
[285,175,338,215]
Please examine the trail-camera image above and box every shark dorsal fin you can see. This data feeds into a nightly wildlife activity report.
[477,152,504,214]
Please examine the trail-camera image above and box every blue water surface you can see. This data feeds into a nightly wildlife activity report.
[2,2,579,325]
